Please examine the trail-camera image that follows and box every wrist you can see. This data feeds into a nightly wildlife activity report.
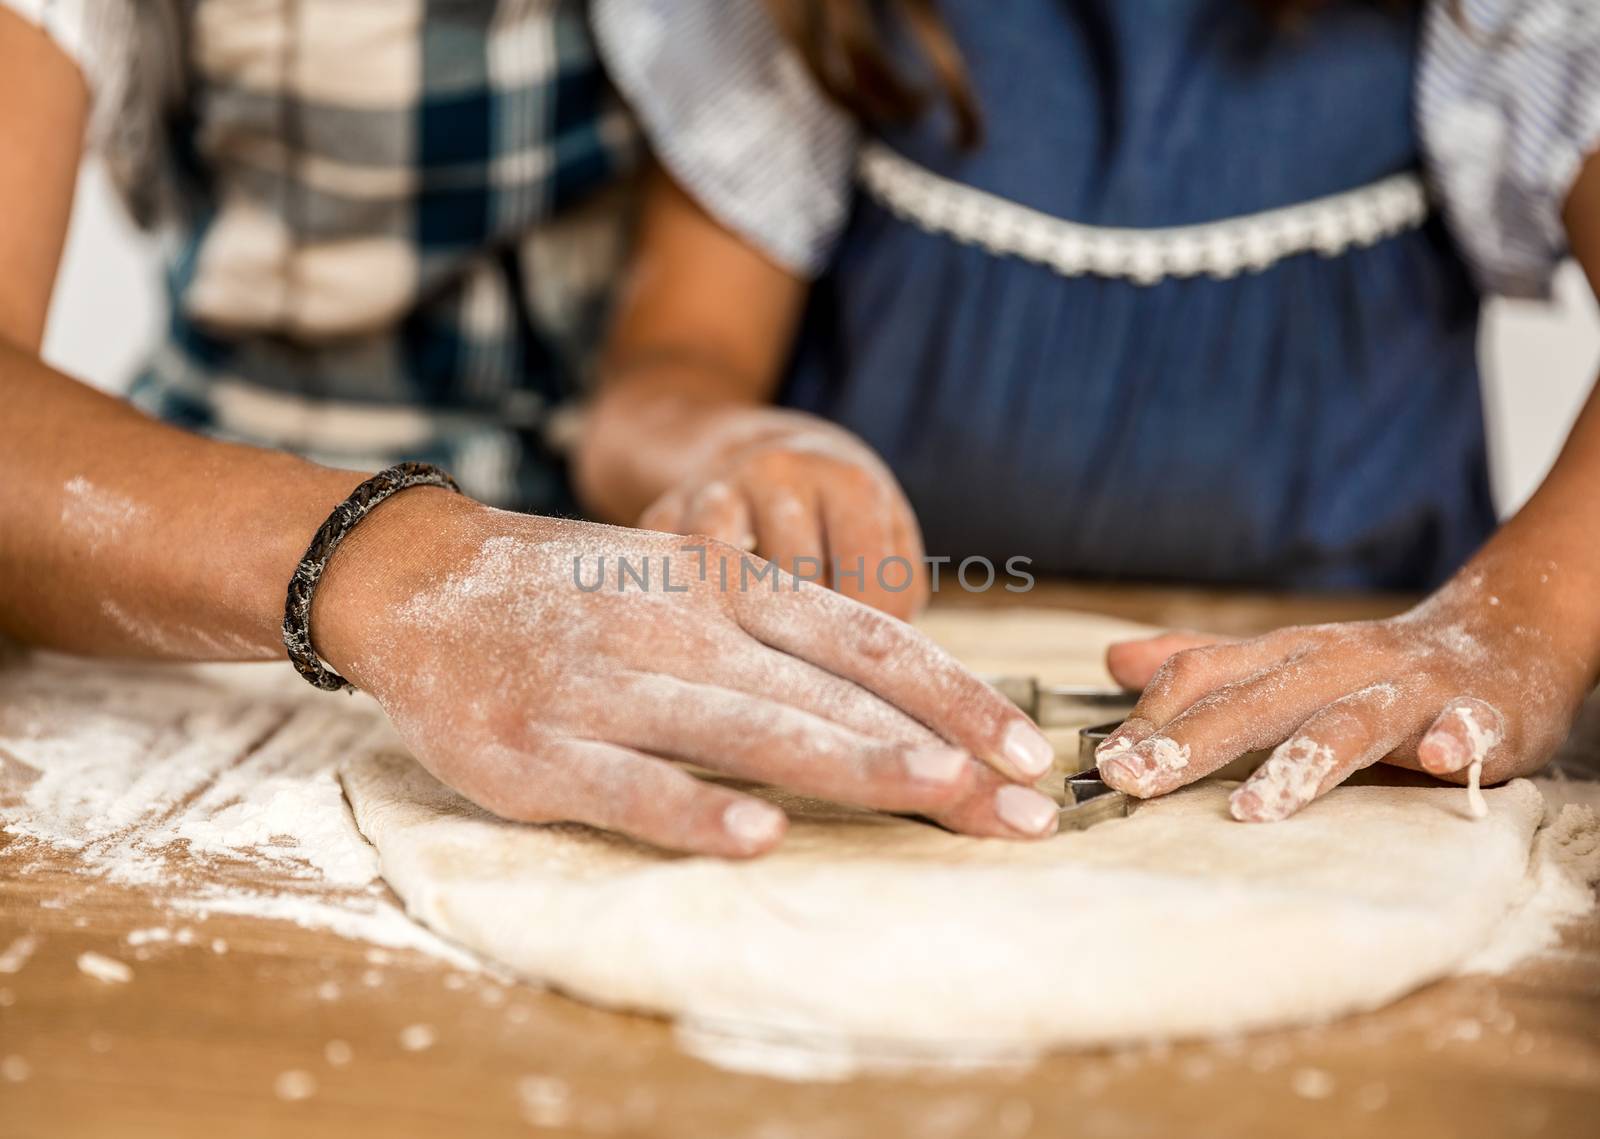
[1433,544,1600,689]
[578,385,752,521]
[580,390,810,522]
[309,485,486,689]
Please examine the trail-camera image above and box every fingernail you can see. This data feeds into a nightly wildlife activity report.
[904,746,970,785]
[1231,780,1299,824]
[995,784,1058,835]
[1229,787,1267,822]
[1001,721,1055,779]
[723,800,785,848]
[1096,755,1137,792]
[1131,735,1190,776]
[1229,764,1305,823]
[1094,728,1139,764]
[1419,731,1467,774]
[1235,738,1336,822]
[1098,735,1189,798]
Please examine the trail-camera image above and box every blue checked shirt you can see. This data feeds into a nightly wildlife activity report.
[15,0,640,511]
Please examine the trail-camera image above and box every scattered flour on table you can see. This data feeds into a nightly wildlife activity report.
[0,653,474,966]
[675,1021,1039,1083]
[1290,1067,1336,1100]
[398,1023,438,1051]
[0,933,40,974]
[516,1075,574,1129]
[76,951,133,984]
[274,1069,318,1101]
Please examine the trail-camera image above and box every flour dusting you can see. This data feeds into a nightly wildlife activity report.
[675,1020,1039,1083]
[1440,700,1502,820]
[1234,736,1339,822]
[1465,757,1488,820]
[77,951,133,984]
[1461,788,1600,975]
[60,476,149,556]
[0,653,472,965]
[0,934,40,974]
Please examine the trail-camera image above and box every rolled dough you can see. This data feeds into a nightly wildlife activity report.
[342,606,1549,1057]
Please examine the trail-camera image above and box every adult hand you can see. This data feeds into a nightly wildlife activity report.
[637,410,929,620]
[315,491,1058,856]
[1093,569,1595,822]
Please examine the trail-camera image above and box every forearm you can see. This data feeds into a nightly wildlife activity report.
[574,166,808,524]
[0,344,368,659]
[1455,149,1600,682]
[0,10,356,660]
[1456,377,1600,680]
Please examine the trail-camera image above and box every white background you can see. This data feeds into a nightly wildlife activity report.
[43,158,1600,518]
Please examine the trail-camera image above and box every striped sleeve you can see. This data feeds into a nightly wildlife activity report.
[590,0,858,277]
[1418,0,1600,298]
[0,0,136,149]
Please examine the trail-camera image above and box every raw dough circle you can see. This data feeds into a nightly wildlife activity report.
[343,750,1542,1056]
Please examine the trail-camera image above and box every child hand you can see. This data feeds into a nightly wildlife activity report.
[1094,570,1595,821]
[637,411,929,619]
[313,491,1058,856]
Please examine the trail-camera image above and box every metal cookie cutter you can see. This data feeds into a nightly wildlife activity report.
[1077,719,1128,769]
[1059,718,1133,830]
[986,677,1138,831]
[1061,768,1129,830]
[985,677,1140,728]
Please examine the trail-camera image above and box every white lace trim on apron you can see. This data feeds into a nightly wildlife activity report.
[859,141,1429,285]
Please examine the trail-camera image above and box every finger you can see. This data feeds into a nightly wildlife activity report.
[467,736,788,858]
[1417,696,1507,777]
[595,671,980,815]
[749,482,827,580]
[678,481,757,550]
[1099,652,1355,799]
[818,477,900,612]
[1104,631,1231,690]
[728,579,1056,783]
[709,644,943,748]
[921,763,1060,840]
[637,490,687,534]
[1228,683,1420,823]
[887,503,931,617]
[1127,628,1314,726]
[1096,629,1312,765]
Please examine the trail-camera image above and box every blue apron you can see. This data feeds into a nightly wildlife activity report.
[782,0,1492,590]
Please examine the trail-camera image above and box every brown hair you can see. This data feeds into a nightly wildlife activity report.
[763,0,984,147]
[763,1,1422,148]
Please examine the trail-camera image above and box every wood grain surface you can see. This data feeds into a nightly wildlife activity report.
[2,584,1596,1139]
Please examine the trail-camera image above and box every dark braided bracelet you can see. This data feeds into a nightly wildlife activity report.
[283,461,462,691]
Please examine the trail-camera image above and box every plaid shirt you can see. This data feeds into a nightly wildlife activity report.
[17,0,639,511]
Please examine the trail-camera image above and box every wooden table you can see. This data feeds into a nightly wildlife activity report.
[2,584,1597,1139]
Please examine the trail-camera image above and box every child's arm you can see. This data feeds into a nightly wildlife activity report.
[576,169,930,619]
[1093,152,1600,820]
